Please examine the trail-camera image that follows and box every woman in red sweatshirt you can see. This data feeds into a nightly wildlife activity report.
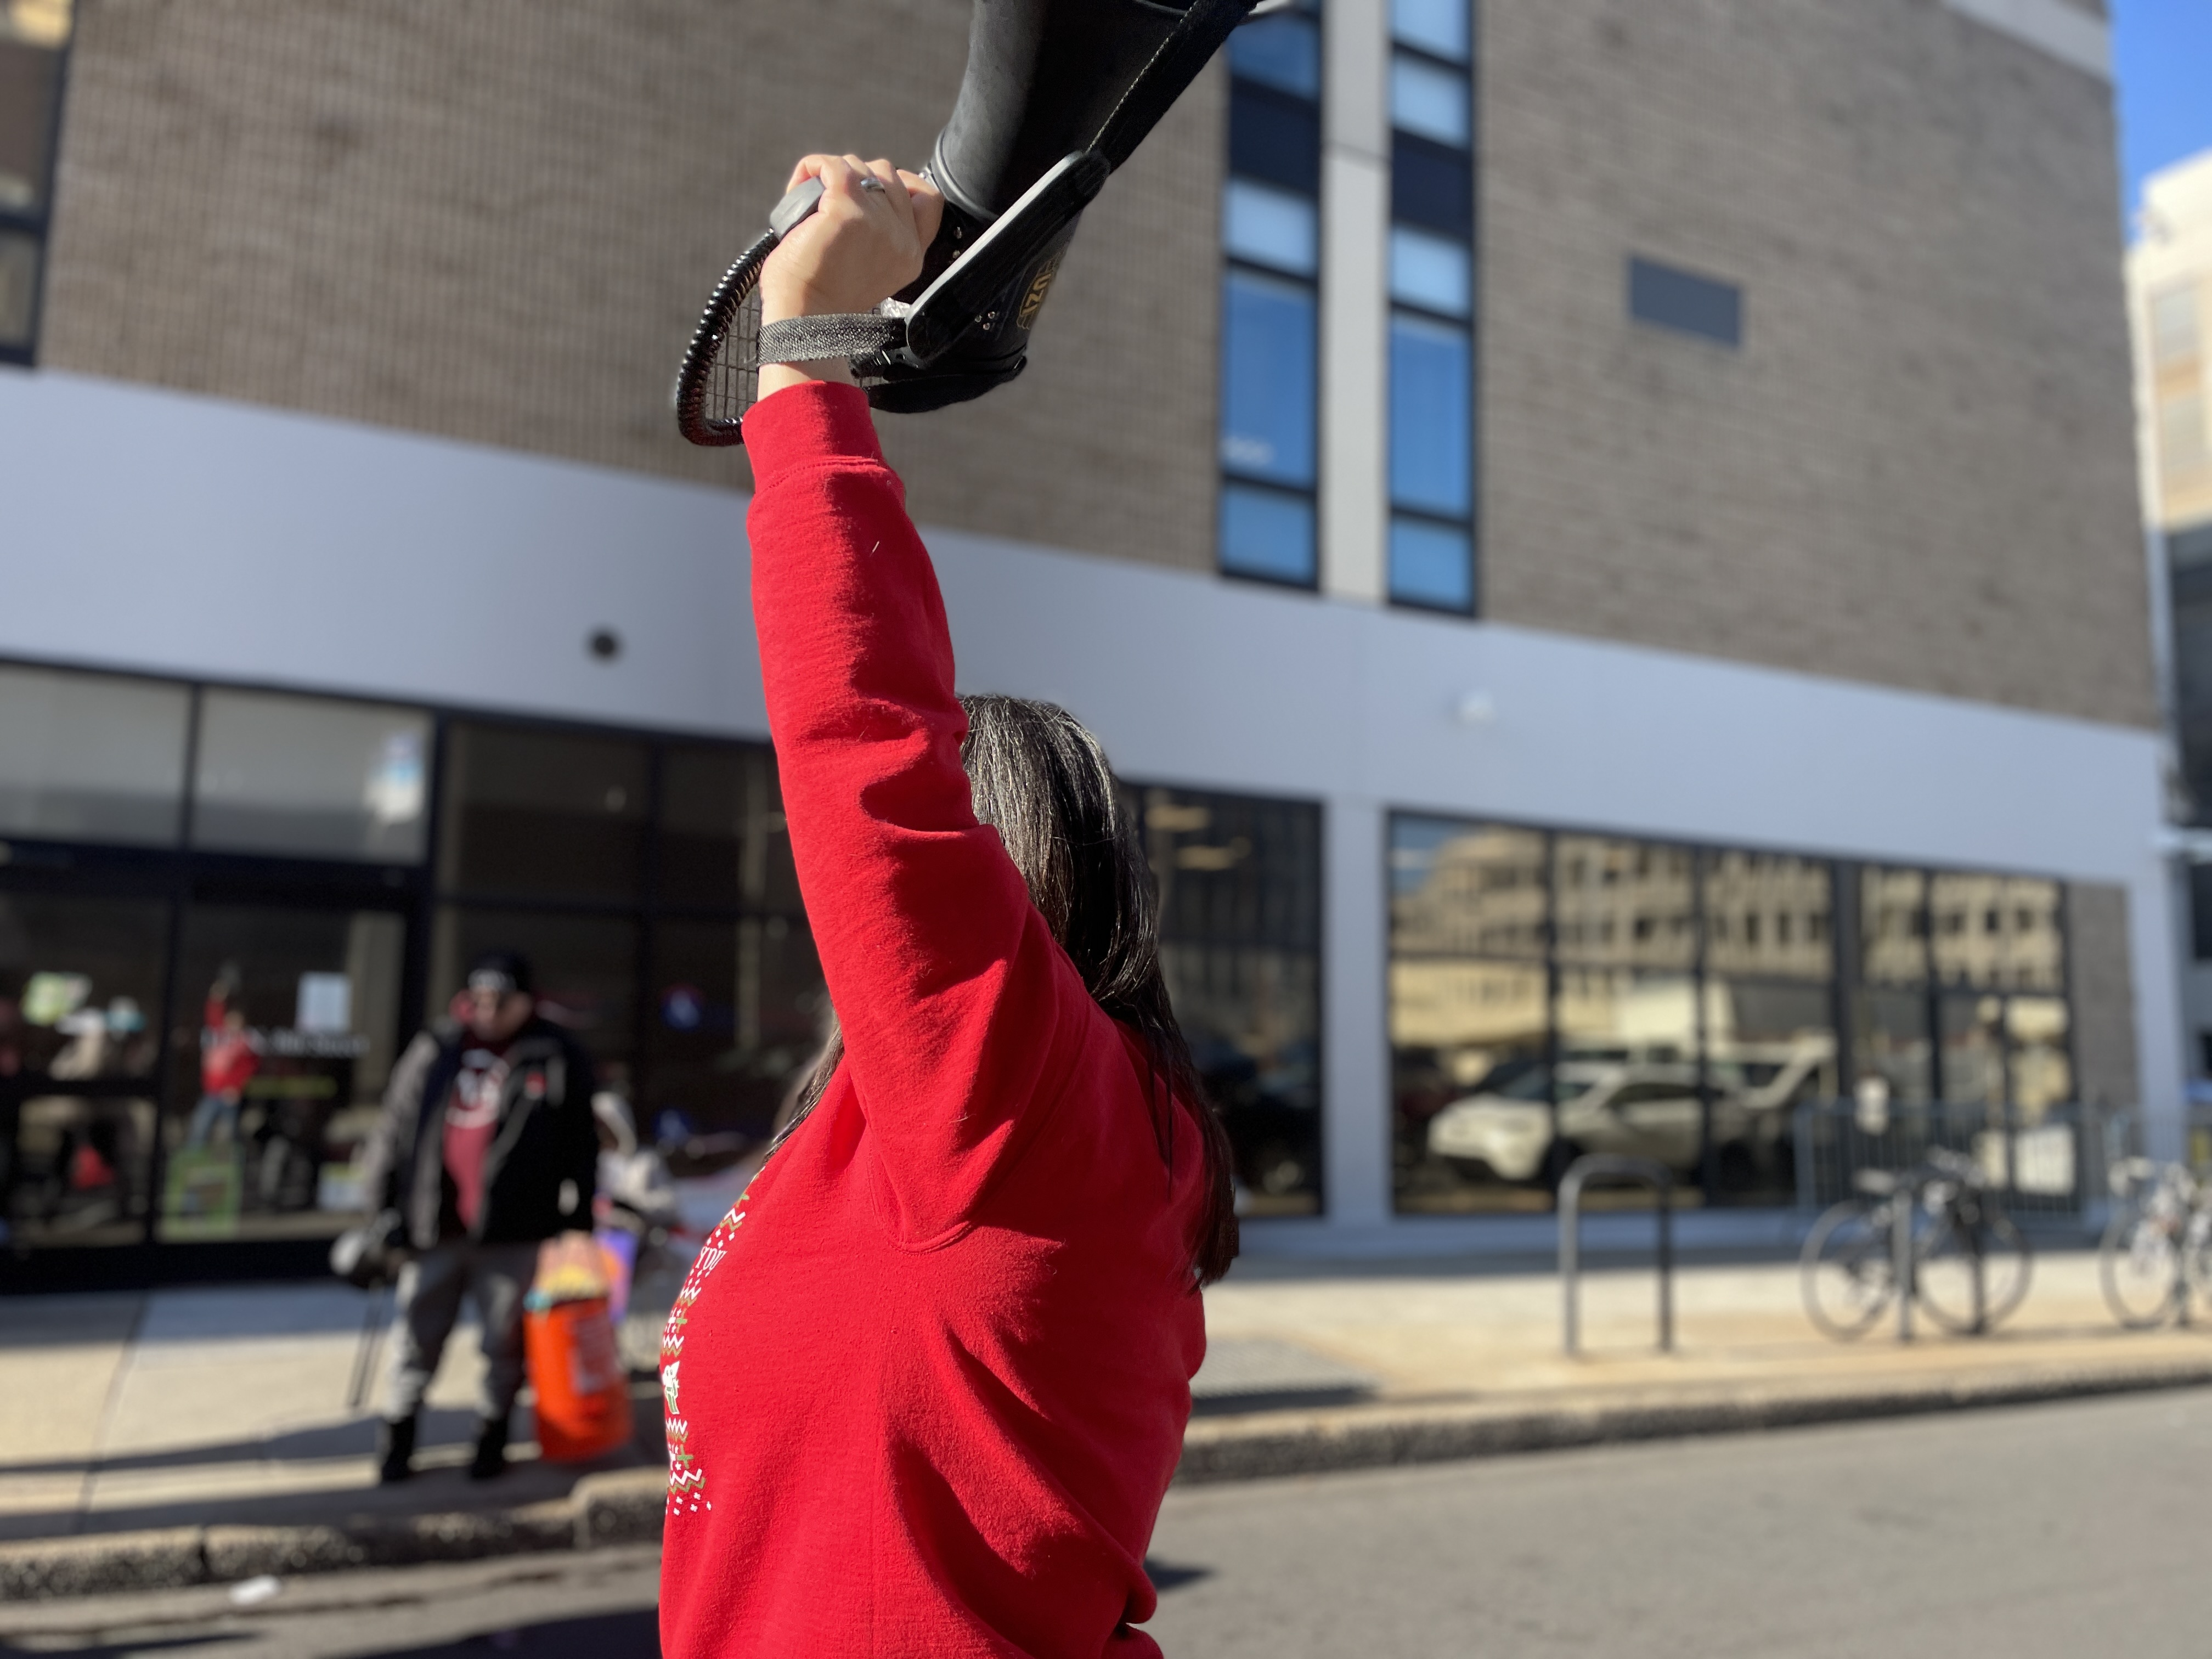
[656,155,1239,1658]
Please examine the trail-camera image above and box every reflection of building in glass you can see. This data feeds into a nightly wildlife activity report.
[2130,151,2212,1079]
[1390,815,2083,1216]
[0,0,2175,1271]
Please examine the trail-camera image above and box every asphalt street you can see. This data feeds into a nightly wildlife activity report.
[7,1387,2212,1657]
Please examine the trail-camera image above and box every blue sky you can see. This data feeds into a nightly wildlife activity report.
[2113,0,2212,214]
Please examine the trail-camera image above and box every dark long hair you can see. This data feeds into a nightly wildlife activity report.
[769,693,1240,1286]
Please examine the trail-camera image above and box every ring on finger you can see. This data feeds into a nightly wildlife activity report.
[858,177,887,194]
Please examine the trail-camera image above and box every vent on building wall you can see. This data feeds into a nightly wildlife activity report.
[1628,256,1743,349]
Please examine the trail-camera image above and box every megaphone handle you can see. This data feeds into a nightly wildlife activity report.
[769,176,826,241]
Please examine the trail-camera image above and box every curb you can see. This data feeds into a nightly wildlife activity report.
[10,1361,2212,1601]
[1173,1357,2212,1482]
[0,1469,667,1602]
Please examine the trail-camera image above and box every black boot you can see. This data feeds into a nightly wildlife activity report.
[468,1413,510,1481]
[376,1414,417,1485]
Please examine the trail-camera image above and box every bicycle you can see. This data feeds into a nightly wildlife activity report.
[2099,1158,2212,1329]
[1801,1148,2033,1340]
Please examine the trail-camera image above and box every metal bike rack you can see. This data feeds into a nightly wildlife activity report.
[1560,1154,1675,1357]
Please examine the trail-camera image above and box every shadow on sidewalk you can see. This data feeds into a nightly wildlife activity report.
[356,1610,659,1658]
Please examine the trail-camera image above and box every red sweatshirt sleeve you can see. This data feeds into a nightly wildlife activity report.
[742,381,1088,1243]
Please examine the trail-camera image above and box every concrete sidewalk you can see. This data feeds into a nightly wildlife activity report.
[5,1248,2211,1597]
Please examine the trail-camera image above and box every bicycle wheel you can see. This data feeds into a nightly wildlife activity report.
[1916,1209,2032,1334]
[2101,1203,2182,1329]
[1802,1199,1896,1340]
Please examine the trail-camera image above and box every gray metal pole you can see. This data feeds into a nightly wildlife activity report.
[1656,1175,1674,1353]
[1561,1167,1583,1357]
[1894,1180,1914,1343]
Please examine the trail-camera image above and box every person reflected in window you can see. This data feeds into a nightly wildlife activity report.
[357,951,599,1483]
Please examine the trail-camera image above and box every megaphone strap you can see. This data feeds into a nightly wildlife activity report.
[757,312,909,368]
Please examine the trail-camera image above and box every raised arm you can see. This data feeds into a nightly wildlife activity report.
[743,159,1088,1241]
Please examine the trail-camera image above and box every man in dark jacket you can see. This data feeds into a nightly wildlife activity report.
[357,951,599,1482]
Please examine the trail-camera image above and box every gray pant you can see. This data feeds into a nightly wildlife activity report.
[382,1240,539,1423]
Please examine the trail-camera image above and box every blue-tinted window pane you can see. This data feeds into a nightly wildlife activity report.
[1391,517,1471,610]
[1390,313,1470,515]
[1226,180,1318,276]
[1231,83,1322,194]
[1392,0,1469,61]
[1389,225,1470,316]
[1391,54,1469,146]
[1229,15,1321,98]
[1628,256,1742,347]
[1222,485,1317,586]
[1222,270,1316,487]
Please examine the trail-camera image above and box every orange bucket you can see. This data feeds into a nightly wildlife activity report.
[524,1296,633,1462]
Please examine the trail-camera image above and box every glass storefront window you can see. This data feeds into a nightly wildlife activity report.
[1854,986,1933,1104]
[1391,817,1555,1212]
[1705,978,1834,1200]
[1553,835,1696,971]
[1142,787,1323,1216]
[1938,992,2007,1107]
[1703,852,1831,981]
[657,745,802,913]
[431,905,639,1085]
[5,1098,155,1248]
[193,691,432,863]
[1858,866,1927,986]
[157,904,405,1242]
[643,916,826,1146]
[0,665,189,847]
[2007,995,2072,1115]
[0,891,168,1078]
[1931,873,2062,992]
[439,722,648,900]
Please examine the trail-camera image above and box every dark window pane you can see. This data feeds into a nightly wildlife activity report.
[159,904,408,1241]
[0,892,170,1079]
[0,226,39,352]
[1389,312,1471,515]
[1230,83,1321,195]
[1391,135,1472,236]
[0,39,64,219]
[1221,269,1316,487]
[0,665,190,847]
[1703,852,1832,981]
[643,916,826,1146]
[439,723,648,901]
[1552,836,1696,970]
[1220,484,1316,586]
[2192,863,2212,962]
[1138,786,1322,1216]
[1389,517,1471,611]
[657,744,802,912]
[1628,256,1743,347]
[432,906,637,1081]
[1228,14,1319,98]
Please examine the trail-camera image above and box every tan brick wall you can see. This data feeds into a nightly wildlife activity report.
[1478,0,2156,726]
[40,0,1221,573]
[2066,881,2138,1108]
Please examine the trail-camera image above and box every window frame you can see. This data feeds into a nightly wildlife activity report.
[0,21,72,367]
